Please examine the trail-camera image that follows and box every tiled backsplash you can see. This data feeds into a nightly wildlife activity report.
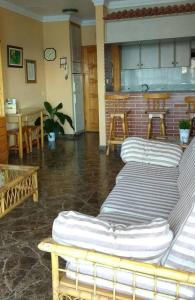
[121,62,195,92]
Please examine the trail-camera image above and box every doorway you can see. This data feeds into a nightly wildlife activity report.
[83,46,99,132]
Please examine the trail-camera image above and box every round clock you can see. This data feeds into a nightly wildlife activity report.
[44,48,56,61]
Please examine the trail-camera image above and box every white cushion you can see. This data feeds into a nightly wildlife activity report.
[52,211,173,263]
[121,137,182,167]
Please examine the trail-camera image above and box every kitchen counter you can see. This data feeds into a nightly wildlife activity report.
[105,91,195,139]
[106,90,195,95]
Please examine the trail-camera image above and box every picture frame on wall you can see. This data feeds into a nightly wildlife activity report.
[25,59,37,83]
[7,45,23,68]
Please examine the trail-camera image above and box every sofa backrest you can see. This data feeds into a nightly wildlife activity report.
[179,137,195,171]
[177,137,195,198]
[164,176,195,272]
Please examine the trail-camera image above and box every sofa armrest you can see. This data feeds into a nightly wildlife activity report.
[38,237,195,285]
[121,137,182,167]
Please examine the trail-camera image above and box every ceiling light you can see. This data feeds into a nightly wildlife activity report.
[62,8,78,15]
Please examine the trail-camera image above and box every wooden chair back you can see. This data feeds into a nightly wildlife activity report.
[143,93,169,113]
[185,97,195,113]
[105,94,130,114]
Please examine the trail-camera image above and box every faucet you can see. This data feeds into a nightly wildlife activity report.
[141,84,149,92]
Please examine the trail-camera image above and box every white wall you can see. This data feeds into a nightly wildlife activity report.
[105,13,195,44]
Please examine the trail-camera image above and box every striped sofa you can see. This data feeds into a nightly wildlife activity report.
[39,137,195,300]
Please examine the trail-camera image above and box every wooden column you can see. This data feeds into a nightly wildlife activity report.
[0,41,5,116]
[0,42,8,163]
[94,3,107,147]
[111,45,121,92]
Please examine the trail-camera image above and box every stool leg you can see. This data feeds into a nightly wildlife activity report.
[28,129,33,153]
[160,116,166,137]
[106,116,114,156]
[36,128,40,150]
[147,118,152,139]
[122,115,126,140]
[24,131,30,154]
[124,114,129,138]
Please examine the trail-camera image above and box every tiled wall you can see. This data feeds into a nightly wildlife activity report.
[121,64,195,92]
[105,92,195,139]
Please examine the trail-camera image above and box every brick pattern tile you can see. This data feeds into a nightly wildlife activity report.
[105,93,195,139]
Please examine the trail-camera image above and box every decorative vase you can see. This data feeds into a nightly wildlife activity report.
[179,129,190,144]
[48,132,55,142]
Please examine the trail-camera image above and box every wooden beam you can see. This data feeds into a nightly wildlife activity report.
[111,45,121,92]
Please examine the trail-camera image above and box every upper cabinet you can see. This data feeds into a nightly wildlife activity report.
[140,42,159,68]
[175,40,190,67]
[160,41,174,67]
[121,39,191,70]
[160,40,190,67]
[121,45,140,69]
[121,42,159,69]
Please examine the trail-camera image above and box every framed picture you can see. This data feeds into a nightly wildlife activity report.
[25,59,37,83]
[7,45,23,68]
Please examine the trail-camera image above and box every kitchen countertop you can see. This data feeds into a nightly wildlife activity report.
[106,90,195,95]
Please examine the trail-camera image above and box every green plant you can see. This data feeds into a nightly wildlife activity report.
[179,119,191,130]
[36,101,74,135]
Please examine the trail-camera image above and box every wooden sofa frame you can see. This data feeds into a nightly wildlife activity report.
[38,238,195,300]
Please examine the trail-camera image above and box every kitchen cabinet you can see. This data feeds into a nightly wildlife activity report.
[175,40,190,67]
[160,41,174,67]
[160,40,190,67]
[121,45,140,69]
[121,42,159,69]
[140,42,159,68]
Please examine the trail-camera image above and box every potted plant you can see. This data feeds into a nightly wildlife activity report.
[179,119,191,144]
[43,101,74,142]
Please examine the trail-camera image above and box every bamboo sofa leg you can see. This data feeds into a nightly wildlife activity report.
[32,172,38,202]
[51,253,60,300]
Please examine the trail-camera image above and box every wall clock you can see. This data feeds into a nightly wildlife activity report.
[44,48,56,61]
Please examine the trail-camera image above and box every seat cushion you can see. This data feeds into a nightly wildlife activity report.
[116,161,179,185]
[66,261,195,300]
[52,211,173,263]
[101,177,179,221]
[121,137,182,167]
[98,211,150,226]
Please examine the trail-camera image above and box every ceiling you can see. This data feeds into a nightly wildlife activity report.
[0,0,194,21]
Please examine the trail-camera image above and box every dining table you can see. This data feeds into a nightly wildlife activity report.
[6,107,44,159]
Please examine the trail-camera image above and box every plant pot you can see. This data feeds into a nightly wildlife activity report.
[48,132,56,142]
[179,129,190,144]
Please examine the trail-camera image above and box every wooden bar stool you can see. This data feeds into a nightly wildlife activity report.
[144,93,169,139]
[7,127,30,154]
[106,94,130,155]
[185,97,195,136]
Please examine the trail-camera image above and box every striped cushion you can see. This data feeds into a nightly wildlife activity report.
[101,177,179,221]
[99,211,149,226]
[121,137,182,167]
[179,137,195,171]
[116,161,179,185]
[164,177,195,272]
[177,143,195,196]
[52,211,173,262]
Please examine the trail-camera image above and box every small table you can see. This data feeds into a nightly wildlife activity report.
[6,107,44,159]
[0,164,39,218]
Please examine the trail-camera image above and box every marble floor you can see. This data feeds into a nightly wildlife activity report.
[0,133,123,300]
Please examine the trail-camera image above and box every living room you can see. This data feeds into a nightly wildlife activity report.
[1,0,195,299]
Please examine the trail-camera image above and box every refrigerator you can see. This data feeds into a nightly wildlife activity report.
[72,62,85,134]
